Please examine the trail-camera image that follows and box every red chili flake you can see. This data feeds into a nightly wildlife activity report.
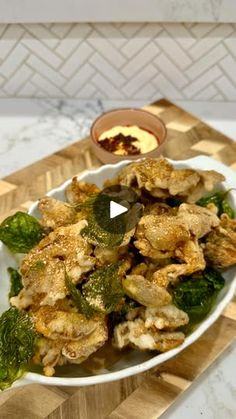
[99,133,141,155]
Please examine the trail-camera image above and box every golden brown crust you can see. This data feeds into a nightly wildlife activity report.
[38,196,77,229]
[107,158,225,202]
[204,214,236,269]
[9,158,233,377]
[66,178,100,204]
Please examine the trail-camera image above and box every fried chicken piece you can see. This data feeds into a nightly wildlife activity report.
[134,214,190,259]
[94,245,129,266]
[124,304,189,330]
[169,169,225,203]
[33,306,99,341]
[105,158,173,197]
[168,169,200,196]
[10,288,34,310]
[135,205,219,260]
[142,305,189,330]
[134,203,218,287]
[152,239,206,287]
[178,203,220,238]
[13,259,66,307]
[187,170,225,203]
[32,337,64,377]
[33,315,108,376]
[106,158,225,203]
[113,318,185,352]
[19,221,95,305]
[170,167,224,202]
[38,196,77,229]
[204,214,236,269]
[62,318,108,364]
[130,260,172,279]
[66,178,100,205]
[122,274,172,307]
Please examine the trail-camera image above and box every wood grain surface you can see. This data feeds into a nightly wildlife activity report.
[0,99,235,419]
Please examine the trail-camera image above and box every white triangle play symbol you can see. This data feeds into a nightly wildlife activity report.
[110,200,128,219]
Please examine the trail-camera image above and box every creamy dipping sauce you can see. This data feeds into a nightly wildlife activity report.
[98,125,158,155]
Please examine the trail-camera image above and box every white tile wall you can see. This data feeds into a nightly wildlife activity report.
[1,22,236,101]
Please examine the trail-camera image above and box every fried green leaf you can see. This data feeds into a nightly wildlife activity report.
[197,190,235,218]
[221,199,235,218]
[82,263,124,314]
[81,214,124,248]
[65,273,95,318]
[80,188,126,248]
[0,212,45,253]
[8,267,23,299]
[197,191,223,208]
[75,193,99,209]
[172,268,225,321]
[0,307,36,390]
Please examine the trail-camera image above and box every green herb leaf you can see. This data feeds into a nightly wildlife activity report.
[82,263,124,314]
[75,193,99,209]
[221,199,235,218]
[202,267,225,290]
[8,267,23,299]
[197,191,223,209]
[65,273,95,319]
[0,307,36,390]
[197,190,235,218]
[172,268,225,321]
[81,214,124,248]
[0,212,45,253]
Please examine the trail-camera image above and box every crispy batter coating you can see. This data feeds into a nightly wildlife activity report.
[107,158,225,203]
[135,204,219,260]
[11,157,232,378]
[113,318,185,352]
[105,158,173,198]
[38,196,77,229]
[19,221,95,306]
[142,305,189,330]
[134,203,219,287]
[168,169,200,196]
[122,274,172,307]
[33,306,98,340]
[113,303,188,351]
[134,214,190,259]
[13,259,66,307]
[32,313,108,376]
[178,203,220,238]
[62,319,108,364]
[187,170,225,203]
[66,178,100,204]
[94,245,129,266]
[152,240,206,287]
[204,214,236,269]
[32,338,64,377]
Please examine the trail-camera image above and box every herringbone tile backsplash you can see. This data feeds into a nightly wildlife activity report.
[1,22,236,100]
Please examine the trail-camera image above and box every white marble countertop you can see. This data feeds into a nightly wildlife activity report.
[0,98,235,418]
[0,0,236,23]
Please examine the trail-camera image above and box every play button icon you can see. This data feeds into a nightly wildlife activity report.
[110,200,128,219]
[92,185,143,235]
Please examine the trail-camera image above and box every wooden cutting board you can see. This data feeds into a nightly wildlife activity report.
[0,99,235,419]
